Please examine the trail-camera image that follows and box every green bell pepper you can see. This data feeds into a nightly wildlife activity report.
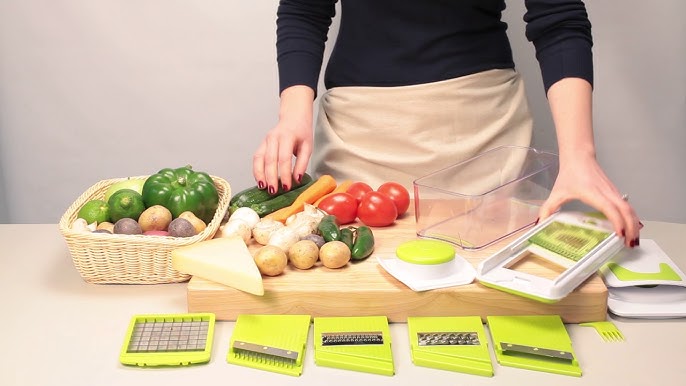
[142,166,219,224]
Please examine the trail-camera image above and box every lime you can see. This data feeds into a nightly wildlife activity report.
[108,189,146,222]
[104,178,146,202]
[77,199,110,224]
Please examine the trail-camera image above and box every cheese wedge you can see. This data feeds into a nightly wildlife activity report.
[172,237,264,296]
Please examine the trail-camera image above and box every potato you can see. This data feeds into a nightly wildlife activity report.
[179,211,207,234]
[254,245,288,276]
[138,205,172,232]
[319,241,351,269]
[288,240,319,270]
[168,217,197,237]
[96,221,115,233]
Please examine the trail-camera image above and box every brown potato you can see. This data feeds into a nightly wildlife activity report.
[179,211,207,234]
[96,221,115,233]
[137,205,172,232]
[288,240,319,270]
[319,241,351,269]
[254,245,288,276]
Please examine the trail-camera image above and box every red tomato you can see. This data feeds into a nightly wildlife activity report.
[357,191,398,227]
[317,192,358,224]
[346,181,373,204]
[377,182,411,216]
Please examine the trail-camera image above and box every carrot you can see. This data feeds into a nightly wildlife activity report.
[265,174,338,223]
[313,179,354,207]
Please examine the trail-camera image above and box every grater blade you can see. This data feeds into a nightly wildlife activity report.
[321,331,384,346]
[417,331,480,346]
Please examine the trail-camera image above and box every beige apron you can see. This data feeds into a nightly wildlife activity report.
[312,69,533,191]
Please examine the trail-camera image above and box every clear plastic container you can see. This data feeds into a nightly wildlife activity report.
[413,146,559,250]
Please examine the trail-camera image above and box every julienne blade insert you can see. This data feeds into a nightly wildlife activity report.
[314,316,394,376]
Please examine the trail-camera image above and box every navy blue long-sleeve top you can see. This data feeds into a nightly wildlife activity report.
[276,0,593,95]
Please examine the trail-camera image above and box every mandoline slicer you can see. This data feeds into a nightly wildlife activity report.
[487,315,581,377]
[227,314,311,376]
[477,211,624,303]
[313,316,394,376]
[119,313,215,367]
[407,316,493,376]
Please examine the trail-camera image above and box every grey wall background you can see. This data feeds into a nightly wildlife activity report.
[1,1,684,224]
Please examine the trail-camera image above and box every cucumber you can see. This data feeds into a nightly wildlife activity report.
[230,173,312,210]
[249,180,314,217]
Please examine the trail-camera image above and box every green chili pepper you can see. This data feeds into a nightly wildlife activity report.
[317,215,341,242]
[340,227,354,251]
[351,226,375,260]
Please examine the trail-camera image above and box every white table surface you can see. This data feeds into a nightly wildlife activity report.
[1,222,685,386]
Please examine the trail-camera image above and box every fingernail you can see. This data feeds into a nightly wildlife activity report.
[258,181,265,189]
[634,238,640,246]
[621,229,626,237]
[296,174,302,184]
[268,185,276,195]
[629,239,636,248]
[283,184,290,192]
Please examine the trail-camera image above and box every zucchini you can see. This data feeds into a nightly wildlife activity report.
[230,173,312,210]
[249,180,314,217]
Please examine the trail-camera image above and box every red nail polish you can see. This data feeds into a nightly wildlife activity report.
[268,185,276,195]
[621,229,626,237]
[629,239,636,248]
[283,184,290,192]
[258,181,265,189]
[634,238,640,246]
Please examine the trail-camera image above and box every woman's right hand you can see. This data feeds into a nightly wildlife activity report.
[253,85,315,194]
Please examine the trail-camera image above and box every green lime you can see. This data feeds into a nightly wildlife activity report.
[77,199,111,224]
[108,189,146,222]
[104,178,147,202]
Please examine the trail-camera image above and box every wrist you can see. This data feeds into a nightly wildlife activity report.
[558,143,596,163]
[279,85,315,125]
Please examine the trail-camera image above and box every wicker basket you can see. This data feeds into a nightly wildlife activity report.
[58,175,231,284]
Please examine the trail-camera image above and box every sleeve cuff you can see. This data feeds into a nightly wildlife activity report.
[536,39,594,93]
[278,52,323,97]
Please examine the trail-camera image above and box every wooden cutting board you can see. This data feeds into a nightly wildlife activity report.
[186,205,608,323]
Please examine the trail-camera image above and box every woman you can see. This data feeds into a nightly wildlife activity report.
[252,0,641,247]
